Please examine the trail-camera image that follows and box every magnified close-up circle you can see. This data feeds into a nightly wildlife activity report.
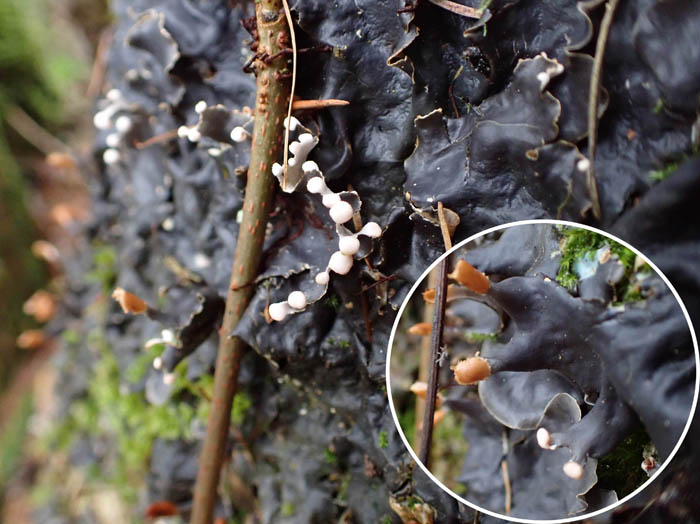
[387,221,698,522]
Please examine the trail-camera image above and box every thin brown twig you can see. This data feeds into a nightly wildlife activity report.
[417,201,453,468]
[189,2,291,522]
[427,0,480,18]
[281,0,297,189]
[292,99,350,110]
[501,458,512,515]
[133,129,179,149]
[587,0,620,220]
[86,29,113,98]
[4,105,69,154]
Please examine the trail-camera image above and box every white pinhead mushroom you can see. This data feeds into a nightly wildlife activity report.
[287,291,307,310]
[315,271,330,285]
[322,193,341,207]
[563,461,584,480]
[187,127,201,142]
[360,222,382,238]
[306,176,325,193]
[103,148,121,165]
[329,201,354,224]
[177,125,190,138]
[93,110,113,130]
[163,372,176,385]
[577,158,590,172]
[302,160,320,174]
[230,126,248,142]
[153,357,163,370]
[106,88,121,101]
[283,116,300,131]
[106,133,121,148]
[536,428,553,449]
[195,100,208,113]
[272,163,284,177]
[115,115,133,133]
[339,235,360,256]
[207,148,222,157]
[328,251,354,275]
[269,302,291,321]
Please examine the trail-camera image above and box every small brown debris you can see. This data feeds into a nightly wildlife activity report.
[627,128,637,141]
[410,381,443,407]
[112,287,148,314]
[23,290,56,322]
[407,322,432,336]
[16,330,45,350]
[449,259,490,294]
[144,500,178,519]
[454,356,491,385]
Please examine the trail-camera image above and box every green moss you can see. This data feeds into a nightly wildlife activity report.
[281,502,295,517]
[327,337,351,349]
[556,227,636,294]
[86,244,117,293]
[0,392,33,487]
[324,294,341,311]
[378,431,389,449]
[47,330,201,502]
[463,332,497,343]
[597,427,651,496]
[397,398,416,447]
[323,448,338,465]
[380,516,393,524]
[231,392,252,426]
[649,160,679,182]
[125,344,165,383]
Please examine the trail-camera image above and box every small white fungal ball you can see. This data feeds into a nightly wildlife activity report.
[315,271,330,285]
[207,148,222,157]
[287,291,307,310]
[298,133,315,146]
[339,235,360,256]
[161,329,176,345]
[328,251,354,275]
[106,133,121,148]
[103,148,121,165]
[302,160,320,174]
[187,127,201,142]
[329,201,354,224]
[195,100,208,113]
[577,158,590,172]
[536,428,552,449]
[322,193,341,208]
[360,222,382,238]
[269,302,291,321]
[177,125,190,138]
[288,157,297,167]
[115,115,133,133]
[153,357,163,370]
[563,461,584,480]
[283,115,300,131]
[536,71,550,90]
[106,88,121,101]
[162,217,175,231]
[163,372,176,385]
[289,140,301,156]
[93,110,112,130]
[230,126,248,142]
[272,162,284,177]
[306,176,326,194]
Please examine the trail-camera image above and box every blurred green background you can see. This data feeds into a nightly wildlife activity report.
[0,0,109,517]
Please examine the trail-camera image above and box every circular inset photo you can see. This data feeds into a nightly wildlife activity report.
[387,220,698,522]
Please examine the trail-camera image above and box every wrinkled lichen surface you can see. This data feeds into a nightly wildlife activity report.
[40,0,700,523]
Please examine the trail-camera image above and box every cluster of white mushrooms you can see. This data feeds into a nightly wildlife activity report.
[266,117,383,321]
[94,89,135,165]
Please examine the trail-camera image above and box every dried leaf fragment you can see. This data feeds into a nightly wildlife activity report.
[449,259,491,293]
[112,287,148,314]
[408,322,432,336]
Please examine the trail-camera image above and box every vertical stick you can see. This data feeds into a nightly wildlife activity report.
[190,2,291,522]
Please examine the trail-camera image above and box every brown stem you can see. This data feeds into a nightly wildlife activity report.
[587,0,619,220]
[417,202,451,468]
[189,2,291,523]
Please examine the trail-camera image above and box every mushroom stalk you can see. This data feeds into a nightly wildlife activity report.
[189,2,291,522]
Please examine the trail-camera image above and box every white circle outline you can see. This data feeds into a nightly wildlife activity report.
[385,218,700,523]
